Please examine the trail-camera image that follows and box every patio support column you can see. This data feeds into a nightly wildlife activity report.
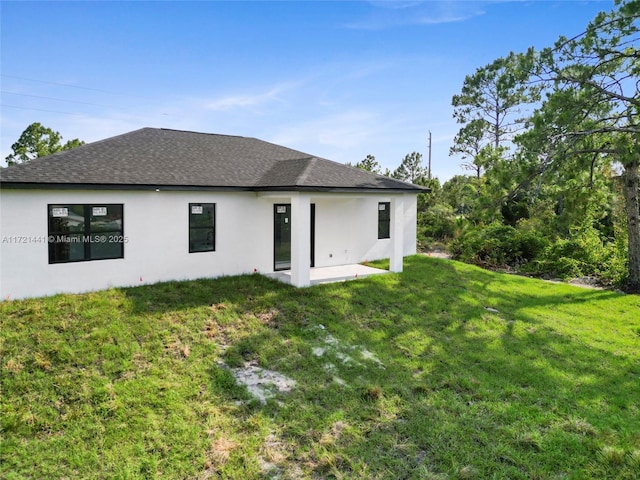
[390,194,404,273]
[291,192,311,287]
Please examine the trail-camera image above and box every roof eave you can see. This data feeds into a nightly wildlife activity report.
[0,182,254,192]
[0,182,429,194]
[252,185,428,193]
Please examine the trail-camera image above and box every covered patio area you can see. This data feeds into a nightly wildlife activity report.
[259,191,408,288]
[266,263,390,286]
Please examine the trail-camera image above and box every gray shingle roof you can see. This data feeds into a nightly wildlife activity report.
[0,128,426,192]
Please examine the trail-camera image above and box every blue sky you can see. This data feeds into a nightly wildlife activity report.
[1,0,613,180]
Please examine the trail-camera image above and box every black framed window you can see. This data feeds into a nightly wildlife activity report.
[48,204,124,264]
[378,202,391,239]
[189,203,215,253]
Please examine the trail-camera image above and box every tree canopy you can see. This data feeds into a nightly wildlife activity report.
[522,0,640,291]
[350,154,381,174]
[439,0,640,292]
[391,152,427,184]
[5,122,85,166]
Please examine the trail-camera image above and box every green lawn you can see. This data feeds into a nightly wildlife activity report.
[1,256,639,479]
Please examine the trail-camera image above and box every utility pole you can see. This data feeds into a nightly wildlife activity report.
[427,131,432,180]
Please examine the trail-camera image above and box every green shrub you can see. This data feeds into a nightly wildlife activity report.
[450,222,547,268]
[515,229,548,261]
[417,204,457,241]
[446,220,627,287]
[524,226,628,285]
[529,255,584,278]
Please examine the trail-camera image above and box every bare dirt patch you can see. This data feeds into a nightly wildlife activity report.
[230,362,297,404]
[310,325,386,387]
[423,249,452,260]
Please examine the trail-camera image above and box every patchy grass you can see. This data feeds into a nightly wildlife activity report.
[1,255,639,479]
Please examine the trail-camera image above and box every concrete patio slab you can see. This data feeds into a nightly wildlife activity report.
[266,264,389,286]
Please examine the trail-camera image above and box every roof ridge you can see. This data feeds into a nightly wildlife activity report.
[240,136,315,158]
[295,156,316,186]
[320,155,423,190]
[158,127,247,139]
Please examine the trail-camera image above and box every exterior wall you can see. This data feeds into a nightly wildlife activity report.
[311,193,417,267]
[0,189,418,299]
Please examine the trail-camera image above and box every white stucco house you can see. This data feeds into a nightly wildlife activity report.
[0,128,426,300]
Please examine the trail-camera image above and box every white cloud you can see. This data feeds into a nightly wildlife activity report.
[345,1,487,30]
[268,110,381,152]
[204,82,300,112]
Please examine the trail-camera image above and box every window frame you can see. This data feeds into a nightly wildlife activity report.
[377,202,391,239]
[189,203,216,253]
[48,203,124,264]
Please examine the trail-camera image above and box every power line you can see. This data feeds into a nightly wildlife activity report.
[0,104,84,116]
[0,74,149,99]
[1,103,171,118]
[1,90,117,109]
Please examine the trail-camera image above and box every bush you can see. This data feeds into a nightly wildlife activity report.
[516,229,548,262]
[450,222,547,268]
[448,220,627,287]
[417,204,457,242]
[526,226,627,284]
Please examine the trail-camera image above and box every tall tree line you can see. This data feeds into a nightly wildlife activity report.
[447,0,639,292]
